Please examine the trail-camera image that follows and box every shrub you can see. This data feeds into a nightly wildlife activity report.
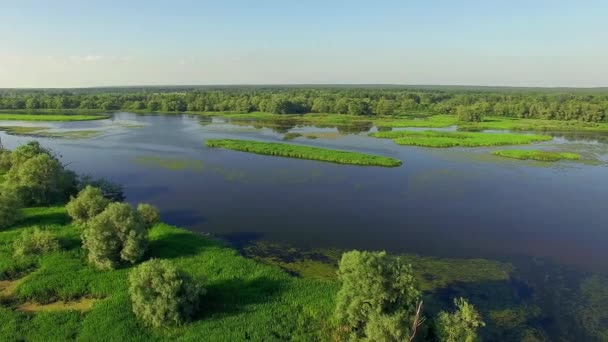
[456,106,483,122]
[0,150,12,172]
[436,298,485,342]
[335,250,421,341]
[78,175,125,202]
[82,203,147,270]
[0,188,22,230]
[128,259,204,327]
[10,141,52,167]
[66,186,110,224]
[136,203,161,229]
[13,228,61,258]
[7,153,77,205]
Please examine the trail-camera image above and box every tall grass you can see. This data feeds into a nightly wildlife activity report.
[492,150,581,162]
[370,130,552,147]
[205,139,402,167]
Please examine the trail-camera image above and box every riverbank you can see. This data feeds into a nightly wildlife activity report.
[0,113,110,122]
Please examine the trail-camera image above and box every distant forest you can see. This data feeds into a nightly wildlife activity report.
[1,86,607,122]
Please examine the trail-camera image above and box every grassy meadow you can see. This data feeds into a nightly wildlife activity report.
[0,207,338,341]
[205,139,402,167]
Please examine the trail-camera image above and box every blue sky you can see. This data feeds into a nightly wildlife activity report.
[1,0,606,87]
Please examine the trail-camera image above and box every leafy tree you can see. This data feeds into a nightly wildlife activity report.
[436,298,485,342]
[0,189,22,230]
[136,203,161,229]
[7,153,77,206]
[82,203,147,270]
[335,250,421,341]
[66,186,110,224]
[128,259,204,327]
[0,150,12,172]
[456,105,483,122]
[10,141,52,167]
[13,228,60,258]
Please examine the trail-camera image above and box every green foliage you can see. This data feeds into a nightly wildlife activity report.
[66,186,110,224]
[457,105,484,122]
[13,227,60,258]
[205,139,402,167]
[0,150,12,172]
[334,250,420,341]
[128,259,204,327]
[371,130,552,148]
[136,203,161,229]
[77,175,125,202]
[492,150,581,162]
[82,203,147,270]
[0,189,22,230]
[436,298,485,342]
[5,142,76,205]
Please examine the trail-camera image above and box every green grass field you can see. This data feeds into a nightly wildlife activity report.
[492,150,581,162]
[0,114,109,122]
[370,130,552,148]
[0,207,338,341]
[205,139,402,167]
[458,116,608,132]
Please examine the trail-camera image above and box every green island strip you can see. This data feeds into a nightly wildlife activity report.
[205,139,402,167]
[370,130,552,147]
[492,150,581,162]
[0,113,110,122]
[0,126,102,139]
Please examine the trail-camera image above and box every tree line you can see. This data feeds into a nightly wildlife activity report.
[1,87,607,122]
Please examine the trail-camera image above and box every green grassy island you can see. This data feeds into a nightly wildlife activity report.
[0,114,109,122]
[205,139,402,167]
[370,130,552,148]
[492,150,581,162]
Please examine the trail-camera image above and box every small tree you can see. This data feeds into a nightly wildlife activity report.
[82,203,147,270]
[335,250,421,341]
[456,105,483,122]
[136,203,161,229]
[13,228,60,258]
[436,298,485,342]
[0,189,22,230]
[66,186,110,224]
[129,259,204,327]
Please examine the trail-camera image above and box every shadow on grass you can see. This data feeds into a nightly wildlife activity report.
[197,276,286,319]
[18,211,70,227]
[147,231,215,259]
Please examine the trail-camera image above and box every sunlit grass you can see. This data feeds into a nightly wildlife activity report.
[492,150,581,162]
[205,139,402,167]
[370,130,552,147]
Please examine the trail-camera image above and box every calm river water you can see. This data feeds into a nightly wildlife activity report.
[2,112,607,272]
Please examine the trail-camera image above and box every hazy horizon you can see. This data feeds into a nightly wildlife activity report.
[2,1,607,88]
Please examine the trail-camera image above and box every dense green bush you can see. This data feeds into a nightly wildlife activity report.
[13,228,60,258]
[456,105,484,122]
[6,147,77,206]
[128,259,204,327]
[0,189,22,230]
[136,203,161,229]
[66,186,110,224]
[435,298,485,342]
[82,203,147,270]
[334,250,421,341]
[0,150,12,172]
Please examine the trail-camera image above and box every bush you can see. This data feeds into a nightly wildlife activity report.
[66,186,110,224]
[0,150,12,172]
[10,141,52,167]
[82,203,147,270]
[77,175,125,202]
[7,153,77,206]
[0,188,22,230]
[436,298,485,342]
[335,250,421,341]
[13,228,60,258]
[456,106,483,122]
[136,203,160,229]
[128,259,204,327]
